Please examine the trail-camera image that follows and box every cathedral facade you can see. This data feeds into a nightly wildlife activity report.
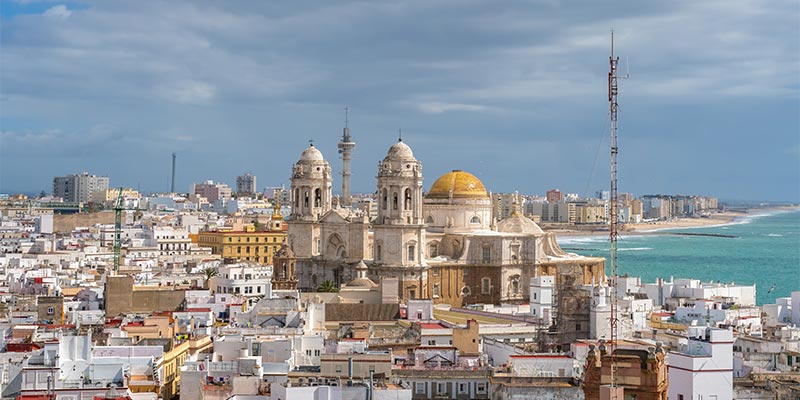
[286,139,605,322]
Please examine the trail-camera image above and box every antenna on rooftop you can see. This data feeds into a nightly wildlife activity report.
[170,152,176,193]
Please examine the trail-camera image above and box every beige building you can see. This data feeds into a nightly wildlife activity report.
[286,140,606,343]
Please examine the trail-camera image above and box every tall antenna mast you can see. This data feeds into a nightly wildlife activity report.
[171,152,177,193]
[608,30,621,397]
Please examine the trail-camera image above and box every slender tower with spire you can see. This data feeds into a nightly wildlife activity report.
[337,107,356,206]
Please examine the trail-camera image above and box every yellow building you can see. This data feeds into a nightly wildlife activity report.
[90,188,141,203]
[197,225,287,264]
[576,204,607,224]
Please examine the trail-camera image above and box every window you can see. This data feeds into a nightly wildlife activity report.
[482,278,491,294]
[533,292,537,300]
[408,245,415,261]
[314,350,320,356]
[404,188,412,210]
[304,191,310,207]
[336,365,342,373]
[476,383,487,393]
[429,243,438,258]
[482,246,491,263]
[376,245,382,261]
[314,188,321,207]
[576,323,582,331]
[306,350,312,356]
[511,277,519,295]
[437,383,447,395]
[47,306,54,315]
[432,268,439,277]
[382,189,388,210]
[393,192,398,210]
[459,383,467,394]
[470,216,480,224]
[415,383,426,394]
[433,284,440,298]
[257,286,261,293]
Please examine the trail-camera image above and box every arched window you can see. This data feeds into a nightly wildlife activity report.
[304,191,310,208]
[294,189,299,208]
[376,245,382,261]
[511,278,519,295]
[393,192,399,210]
[425,215,434,225]
[404,188,412,210]
[461,286,471,297]
[314,188,321,207]
[470,216,481,224]
[382,189,388,210]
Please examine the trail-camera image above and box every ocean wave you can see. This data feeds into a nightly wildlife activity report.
[556,236,607,245]
[618,247,653,252]
[766,233,783,237]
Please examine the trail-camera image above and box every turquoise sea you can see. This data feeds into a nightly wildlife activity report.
[557,209,800,305]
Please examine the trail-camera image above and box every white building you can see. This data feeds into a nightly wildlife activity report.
[674,300,761,334]
[211,263,273,307]
[668,326,733,400]
[642,277,756,309]
[529,276,553,321]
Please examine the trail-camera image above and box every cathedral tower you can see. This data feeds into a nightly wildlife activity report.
[289,143,332,221]
[372,138,426,292]
[288,143,331,258]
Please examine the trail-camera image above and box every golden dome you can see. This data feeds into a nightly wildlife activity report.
[427,170,488,199]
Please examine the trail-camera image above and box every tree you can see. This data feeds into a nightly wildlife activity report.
[202,266,219,289]
[317,280,339,293]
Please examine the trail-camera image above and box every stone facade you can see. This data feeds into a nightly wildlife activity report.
[286,139,606,322]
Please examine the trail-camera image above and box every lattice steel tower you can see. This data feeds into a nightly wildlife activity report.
[608,30,621,397]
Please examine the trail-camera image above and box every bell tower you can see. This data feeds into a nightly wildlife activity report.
[289,143,332,221]
[272,243,297,290]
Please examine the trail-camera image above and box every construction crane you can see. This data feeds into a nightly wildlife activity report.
[112,188,142,275]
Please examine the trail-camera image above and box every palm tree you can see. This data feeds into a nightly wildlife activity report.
[317,280,339,293]
[202,266,219,290]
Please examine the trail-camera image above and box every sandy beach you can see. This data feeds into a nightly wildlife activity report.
[545,207,798,238]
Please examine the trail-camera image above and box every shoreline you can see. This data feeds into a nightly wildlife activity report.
[548,206,799,238]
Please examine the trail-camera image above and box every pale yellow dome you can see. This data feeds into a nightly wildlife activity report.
[427,170,488,199]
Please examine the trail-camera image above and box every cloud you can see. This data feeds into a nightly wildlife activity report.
[157,80,216,105]
[43,4,71,18]
[415,102,489,114]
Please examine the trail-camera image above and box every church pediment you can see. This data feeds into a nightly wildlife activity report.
[320,209,350,224]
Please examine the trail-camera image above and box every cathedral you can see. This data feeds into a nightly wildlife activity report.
[285,138,606,323]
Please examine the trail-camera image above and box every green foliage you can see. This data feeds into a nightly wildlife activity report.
[317,280,339,293]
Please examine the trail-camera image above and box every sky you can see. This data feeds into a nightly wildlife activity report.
[1,0,798,202]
